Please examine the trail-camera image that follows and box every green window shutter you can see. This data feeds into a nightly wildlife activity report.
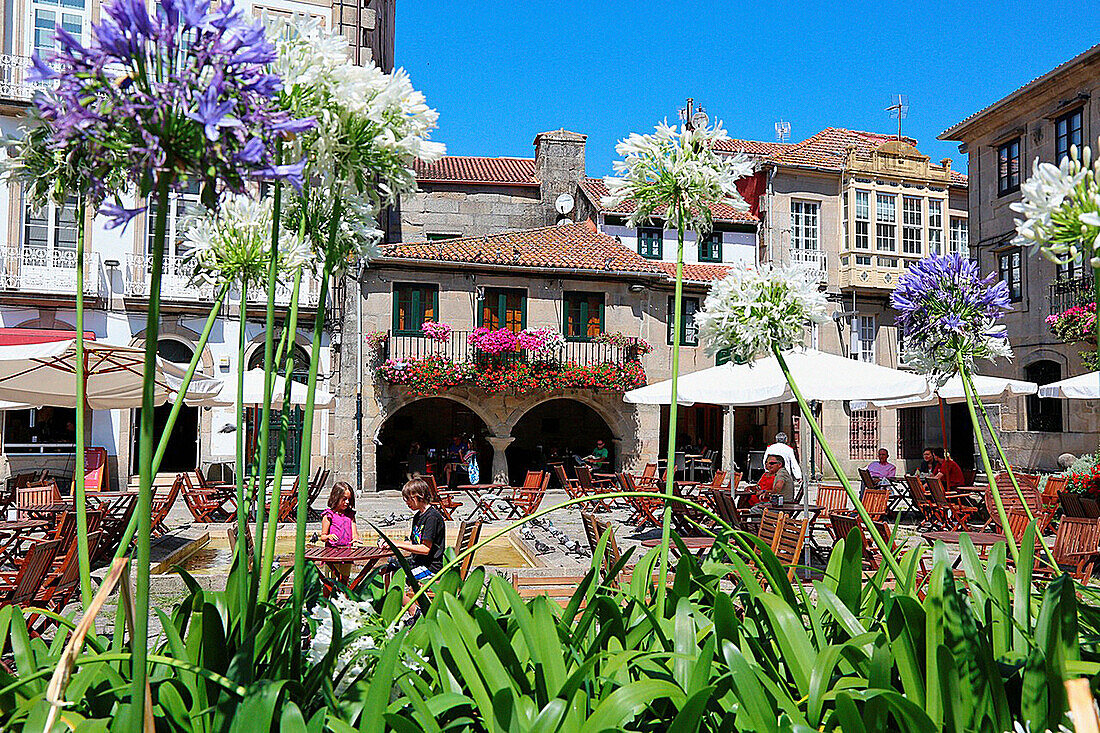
[392,285,402,333]
[431,287,439,322]
[597,296,605,334]
[519,292,527,330]
[666,296,675,345]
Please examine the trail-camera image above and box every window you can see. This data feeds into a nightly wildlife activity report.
[637,227,662,259]
[998,249,1023,302]
[902,196,922,255]
[949,218,968,255]
[898,407,924,458]
[146,180,201,259]
[843,193,848,249]
[875,193,896,252]
[851,315,875,363]
[928,199,943,255]
[855,254,872,265]
[1055,109,1083,164]
[1058,251,1084,281]
[3,406,77,454]
[698,232,721,262]
[393,283,438,334]
[479,287,525,332]
[997,138,1021,195]
[30,0,85,57]
[791,201,819,250]
[425,232,459,241]
[848,409,878,461]
[854,189,870,250]
[563,291,604,340]
[22,193,78,268]
[666,295,699,346]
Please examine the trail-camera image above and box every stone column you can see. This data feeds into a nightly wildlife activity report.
[486,435,514,484]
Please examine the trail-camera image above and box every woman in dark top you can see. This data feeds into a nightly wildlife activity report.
[390,478,446,580]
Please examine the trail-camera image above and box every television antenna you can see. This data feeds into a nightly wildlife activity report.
[775,120,791,142]
[679,98,708,131]
[886,94,909,140]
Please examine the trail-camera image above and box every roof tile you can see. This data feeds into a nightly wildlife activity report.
[414,156,538,185]
[578,177,757,223]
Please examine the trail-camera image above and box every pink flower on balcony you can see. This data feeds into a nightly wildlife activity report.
[420,321,452,342]
[468,327,519,354]
[517,327,564,355]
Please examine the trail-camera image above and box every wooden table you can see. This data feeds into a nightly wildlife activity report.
[0,519,50,566]
[304,545,393,590]
[641,536,716,556]
[455,483,508,520]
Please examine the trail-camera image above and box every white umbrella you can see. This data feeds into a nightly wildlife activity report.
[1038,371,1100,399]
[868,374,1038,409]
[624,347,928,406]
[196,368,334,409]
[0,339,222,409]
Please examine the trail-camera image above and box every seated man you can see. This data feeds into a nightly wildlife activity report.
[582,439,609,471]
[932,447,965,490]
[866,448,897,484]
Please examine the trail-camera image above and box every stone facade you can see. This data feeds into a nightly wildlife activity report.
[940,44,1100,469]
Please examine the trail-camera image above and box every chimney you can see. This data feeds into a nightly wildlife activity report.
[533,129,586,225]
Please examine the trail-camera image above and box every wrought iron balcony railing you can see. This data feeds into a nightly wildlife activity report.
[790,248,826,279]
[0,55,58,103]
[1049,275,1092,315]
[382,330,635,367]
[0,245,101,296]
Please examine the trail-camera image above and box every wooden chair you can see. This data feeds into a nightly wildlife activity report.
[423,474,462,520]
[182,474,234,523]
[711,488,743,530]
[306,468,330,521]
[0,539,61,606]
[151,474,185,537]
[860,487,889,522]
[17,481,61,520]
[1039,476,1067,532]
[37,531,103,612]
[618,473,662,530]
[731,472,743,493]
[905,475,939,529]
[756,508,785,552]
[669,487,710,537]
[635,462,659,489]
[858,468,879,492]
[1059,491,1100,519]
[927,476,978,530]
[454,520,483,580]
[83,447,108,494]
[553,464,581,500]
[575,465,615,510]
[500,471,549,519]
[816,485,851,520]
[581,512,623,584]
[773,516,808,581]
[1033,517,1100,585]
[983,480,1043,532]
[227,524,256,570]
[99,494,138,556]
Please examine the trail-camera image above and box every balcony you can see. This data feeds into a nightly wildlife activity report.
[1049,275,1092,315]
[0,245,101,296]
[790,248,826,279]
[0,55,57,103]
[124,253,214,301]
[246,272,323,308]
[838,253,904,291]
[384,331,635,366]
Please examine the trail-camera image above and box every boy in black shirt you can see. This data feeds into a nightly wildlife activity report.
[390,478,446,581]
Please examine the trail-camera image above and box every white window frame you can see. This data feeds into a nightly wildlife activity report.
[851,314,876,363]
[28,0,88,58]
[854,189,870,250]
[791,200,820,251]
[902,196,922,255]
[145,183,202,260]
[949,218,968,255]
[22,192,78,269]
[928,199,943,255]
[875,194,896,252]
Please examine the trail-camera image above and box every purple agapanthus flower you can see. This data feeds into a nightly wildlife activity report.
[32,0,312,217]
[891,253,1014,380]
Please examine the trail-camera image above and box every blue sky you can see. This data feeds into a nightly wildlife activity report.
[397,1,1097,177]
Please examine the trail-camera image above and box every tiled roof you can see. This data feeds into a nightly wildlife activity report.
[712,138,793,157]
[651,261,732,284]
[769,128,918,171]
[380,220,663,275]
[413,156,538,186]
[940,43,1100,140]
[950,170,968,187]
[578,177,757,223]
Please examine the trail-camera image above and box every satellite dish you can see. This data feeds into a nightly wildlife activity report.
[555,215,573,226]
[554,192,575,214]
[691,110,710,130]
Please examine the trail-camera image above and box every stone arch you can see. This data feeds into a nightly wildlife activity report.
[244,331,318,375]
[374,396,493,491]
[13,313,70,331]
[128,322,216,375]
[505,397,618,484]
[499,390,633,440]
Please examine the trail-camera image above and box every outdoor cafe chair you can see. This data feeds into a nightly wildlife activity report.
[710,488,743,531]
[860,487,889,522]
[306,467,331,521]
[17,481,61,521]
[982,479,1043,532]
[500,471,549,519]
[423,474,462,521]
[1059,490,1100,519]
[151,474,185,537]
[575,465,615,511]
[1033,516,1100,585]
[553,463,581,500]
[816,485,851,526]
[0,539,61,607]
[98,494,138,558]
[182,473,235,523]
[454,520,483,580]
[635,462,659,489]
[773,516,809,581]
[905,475,940,529]
[927,476,978,530]
[1039,475,1067,532]
[617,473,662,530]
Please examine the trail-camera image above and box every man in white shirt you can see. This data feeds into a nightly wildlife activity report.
[763,432,802,485]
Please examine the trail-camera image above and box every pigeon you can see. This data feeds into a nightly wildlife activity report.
[563,539,580,553]
[533,540,553,554]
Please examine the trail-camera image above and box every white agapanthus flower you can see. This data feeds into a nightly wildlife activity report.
[182,195,311,287]
[1011,144,1100,267]
[694,264,829,363]
[602,120,755,235]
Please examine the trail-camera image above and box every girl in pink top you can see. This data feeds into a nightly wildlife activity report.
[320,481,360,548]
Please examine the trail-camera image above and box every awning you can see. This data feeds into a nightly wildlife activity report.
[0,328,96,346]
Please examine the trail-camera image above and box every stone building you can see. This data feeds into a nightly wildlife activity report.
[0,0,390,489]
[940,43,1100,468]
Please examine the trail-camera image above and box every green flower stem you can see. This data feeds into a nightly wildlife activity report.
[234,276,249,633]
[291,196,343,677]
[961,369,1057,567]
[395,491,732,622]
[258,269,302,602]
[772,346,904,579]
[657,215,687,613]
[112,285,229,558]
[250,170,283,615]
[129,172,171,728]
[73,198,91,607]
[959,355,1019,563]
[1094,267,1100,446]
